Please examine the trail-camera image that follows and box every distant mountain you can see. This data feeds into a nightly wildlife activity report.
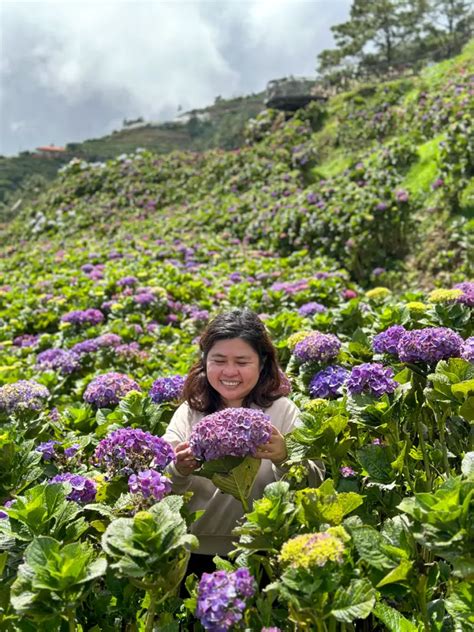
[0,92,265,206]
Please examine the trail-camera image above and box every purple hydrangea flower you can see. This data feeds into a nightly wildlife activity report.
[293,332,341,363]
[94,428,175,476]
[196,568,256,632]
[95,333,122,348]
[83,372,141,408]
[346,363,398,397]
[13,334,40,348]
[117,275,138,287]
[309,365,349,398]
[71,338,100,356]
[61,308,104,327]
[115,342,146,362]
[190,309,210,322]
[128,469,172,501]
[460,337,474,363]
[189,408,272,461]
[372,325,406,356]
[134,292,156,306]
[49,472,97,504]
[0,500,14,519]
[149,375,185,404]
[298,302,327,317]
[64,444,80,458]
[0,379,50,414]
[36,348,80,375]
[396,190,409,202]
[454,282,474,307]
[36,440,60,460]
[397,327,463,363]
[270,279,309,294]
[340,466,356,478]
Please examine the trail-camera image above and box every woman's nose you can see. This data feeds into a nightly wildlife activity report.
[222,363,238,375]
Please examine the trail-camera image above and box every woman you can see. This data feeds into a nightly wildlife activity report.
[163,308,324,572]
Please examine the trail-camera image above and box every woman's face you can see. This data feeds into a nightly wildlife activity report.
[205,338,261,408]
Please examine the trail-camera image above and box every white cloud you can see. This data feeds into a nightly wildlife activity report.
[0,0,351,155]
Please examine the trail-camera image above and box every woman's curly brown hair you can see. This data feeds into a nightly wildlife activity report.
[182,308,284,413]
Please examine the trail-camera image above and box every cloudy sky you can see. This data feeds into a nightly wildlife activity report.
[1,0,351,156]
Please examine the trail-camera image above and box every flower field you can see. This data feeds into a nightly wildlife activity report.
[0,43,473,631]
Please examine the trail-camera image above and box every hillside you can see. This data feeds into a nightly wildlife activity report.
[0,44,472,632]
[0,92,265,206]
[2,41,472,287]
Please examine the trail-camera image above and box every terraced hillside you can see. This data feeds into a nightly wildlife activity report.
[0,43,472,632]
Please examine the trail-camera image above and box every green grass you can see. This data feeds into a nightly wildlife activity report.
[403,135,444,195]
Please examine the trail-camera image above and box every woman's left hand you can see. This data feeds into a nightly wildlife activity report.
[254,425,287,465]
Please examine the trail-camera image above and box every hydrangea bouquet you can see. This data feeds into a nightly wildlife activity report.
[189,408,272,510]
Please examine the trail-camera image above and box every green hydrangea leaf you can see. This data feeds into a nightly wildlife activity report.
[376,559,413,587]
[373,602,420,631]
[331,578,375,622]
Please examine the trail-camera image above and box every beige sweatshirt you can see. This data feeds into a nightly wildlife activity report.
[163,397,324,555]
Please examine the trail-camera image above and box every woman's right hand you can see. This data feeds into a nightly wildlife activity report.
[174,441,200,476]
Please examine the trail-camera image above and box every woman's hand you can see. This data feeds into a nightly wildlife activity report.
[174,441,200,476]
[254,426,287,465]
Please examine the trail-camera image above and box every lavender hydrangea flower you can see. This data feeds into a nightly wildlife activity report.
[95,333,122,348]
[372,325,406,356]
[293,332,341,363]
[346,363,398,397]
[13,334,40,348]
[196,568,256,632]
[115,342,146,362]
[134,292,156,306]
[0,500,14,519]
[117,275,138,287]
[189,408,272,461]
[64,444,80,458]
[83,372,141,408]
[297,302,327,317]
[128,469,172,501]
[36,348,80,375]
[340,466,356,478]
[49,473,97,504]
[61,308,104,327]
[71,338,101,356]
[309,365,349,398]
[397,327,463,363]
[149,375,185,403]
[460,337,474,363]
[36,440,60,460]
[0,379,50,414]
[94,428,175,476]
[454,282,474,307]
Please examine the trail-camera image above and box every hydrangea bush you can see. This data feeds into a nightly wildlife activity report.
[195,568,256,631]
[83,372,141,407]
[94,427,175,476]
[0,380,49,414]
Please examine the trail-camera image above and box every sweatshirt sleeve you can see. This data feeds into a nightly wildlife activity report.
[162,403,194,493]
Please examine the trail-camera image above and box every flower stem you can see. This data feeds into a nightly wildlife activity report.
[436,410,450,476]
[67,607,76,632]
[145,590,157,632]
[416,413,431,491]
